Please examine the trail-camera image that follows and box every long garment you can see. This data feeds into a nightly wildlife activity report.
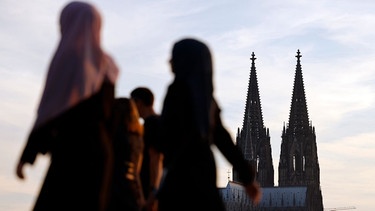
[108,134,144,211]
[140,114,161,199]
[19,82,115,211]
[157,82,255,211]
[109,130,144,210]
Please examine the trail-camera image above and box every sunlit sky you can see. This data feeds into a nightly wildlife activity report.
[1,0,375,210]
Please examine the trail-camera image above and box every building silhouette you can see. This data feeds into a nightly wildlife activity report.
[233,52,274,187]
[220,50,323,211]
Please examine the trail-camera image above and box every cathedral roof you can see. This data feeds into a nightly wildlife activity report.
[259,186,307,208]
[219,181,308,208]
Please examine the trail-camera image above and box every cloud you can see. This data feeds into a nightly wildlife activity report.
[319,132,375,209]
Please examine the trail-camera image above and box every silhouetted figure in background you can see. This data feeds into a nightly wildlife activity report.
[15,2,119,210]
[157,38,262,211]
[108,98,145,211]
[131,87,163,211]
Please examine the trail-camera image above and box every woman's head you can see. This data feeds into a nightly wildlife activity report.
[170,38,213,81]
[33,1,118,129]
[169,38,214,138]
[59,1,102,54]
[112,98,143,136]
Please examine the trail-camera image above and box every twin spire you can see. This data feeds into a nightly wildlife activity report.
[243,49,310,136]
[242,52,264,136]
[235,49,314,187]
[234,50,323,209]
[288,49,310,134]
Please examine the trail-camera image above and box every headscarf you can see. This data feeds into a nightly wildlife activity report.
[170,38,214,140]
[33,1,119,129]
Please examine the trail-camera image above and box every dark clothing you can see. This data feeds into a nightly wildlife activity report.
[20,82,115,211]
[140,114,161,199]
[158,82,255,211]
[108,97,144,211]
[143,115,162,151]
[109,132,144,211]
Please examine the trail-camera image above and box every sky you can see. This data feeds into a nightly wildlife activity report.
[1,0,374,210]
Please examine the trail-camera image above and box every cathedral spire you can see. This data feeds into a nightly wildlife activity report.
[288,49,309,134]
[239,52,263,161]
[279,50,322,198]
[225,51,323,210]
[235,52,274,187]
[242,52,264,131]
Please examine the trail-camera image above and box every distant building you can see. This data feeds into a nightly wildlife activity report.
[219,182,312,210]
[232,52,274,188]
[219,181,257,211]
[220,50,323,211]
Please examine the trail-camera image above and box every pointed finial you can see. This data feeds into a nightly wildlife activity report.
[250,52,256,63]
[296,49,302,61]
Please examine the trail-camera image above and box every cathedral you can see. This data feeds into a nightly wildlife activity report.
[219,50,324,211]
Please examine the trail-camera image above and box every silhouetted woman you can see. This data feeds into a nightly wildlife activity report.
[15,2,119,210]
[108,98,145,211]
[157,38,261,211]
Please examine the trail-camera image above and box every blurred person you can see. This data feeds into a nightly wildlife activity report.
[156,38,262,211]
[15,1,119,210]
[131,87,163,211]
[108,98,145,211]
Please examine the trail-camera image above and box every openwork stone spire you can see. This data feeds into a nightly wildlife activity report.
[235,52,274,187]
[222,51,323,211]
[288,49,310,135]
[278,50,323,210]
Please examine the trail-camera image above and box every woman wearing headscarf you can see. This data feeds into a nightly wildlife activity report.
[156,38,261,211]
[15,2,119,210]
[108,98,145,211]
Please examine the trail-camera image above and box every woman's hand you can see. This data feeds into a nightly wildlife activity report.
[16,161,26,179]
[245,181,262,205]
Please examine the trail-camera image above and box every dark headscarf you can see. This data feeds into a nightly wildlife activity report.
[170,38,214,140]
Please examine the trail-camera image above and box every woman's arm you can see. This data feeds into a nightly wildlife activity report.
[16,126,53,179]
[212,100,262,204]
